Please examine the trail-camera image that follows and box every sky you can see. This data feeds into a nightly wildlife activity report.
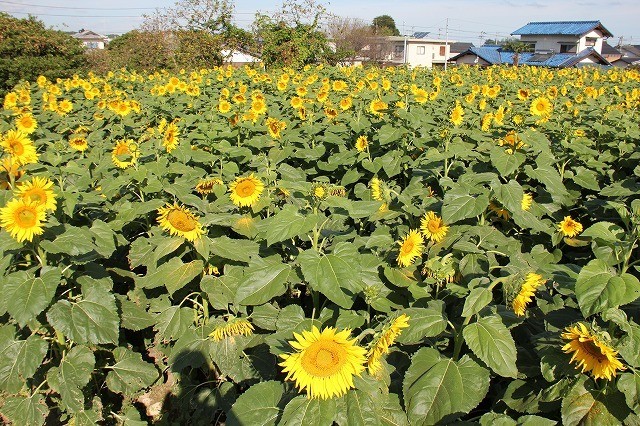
[1,0,639,45]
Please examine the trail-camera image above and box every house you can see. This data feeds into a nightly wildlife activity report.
[611,56,640,68]
[449,42,475,56]
[511,21,613,55]
[451,21,613,68]
[72,29,109,49]
[450,45,611,68]
[221,50,261,67]
[383,36,455,68]
[600,41,622,62]
[617,44,640,58]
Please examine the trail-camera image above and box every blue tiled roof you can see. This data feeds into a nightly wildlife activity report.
[512,21,613,37]
[452,46,611,68]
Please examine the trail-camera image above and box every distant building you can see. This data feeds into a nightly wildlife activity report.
[383,36,455,68]
[511,20,613,55]
[615,44,640,58]
[451,21,613,68]
[72,29,109,49]
[600,41,622,62]
[222,50,261,67]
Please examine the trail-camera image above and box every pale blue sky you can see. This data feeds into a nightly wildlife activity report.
[1,0,639,44]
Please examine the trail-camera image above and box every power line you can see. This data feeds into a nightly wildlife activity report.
[1,9,143,17]
[0,0,160,10]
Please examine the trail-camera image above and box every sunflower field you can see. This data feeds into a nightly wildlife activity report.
[1,63,640,425]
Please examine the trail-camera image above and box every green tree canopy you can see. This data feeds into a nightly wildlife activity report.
[372,15,400,36]
[0,13,86,94]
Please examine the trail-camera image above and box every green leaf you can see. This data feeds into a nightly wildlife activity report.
[463,315,518,378]
[462,287,493,318]
[379,393,409,426]
[210,236,260,263]
[3,267,60,326]
[493,180,524,213]
[137,257,203,295]
[154,306,194,341]
[40,226,96,256]
[0,393,49,426]
[235,257,291,305]
[106,347,159,395]
[581,221,625,243]
[575,259,640,317]
[0,335,48,393]
[491,147,525,176]
[46,285,119,345]
[201,273,239,310]
[298,249,363,309]
[561,376,630,426]
[117,296,155,331]
[442,192,489,224]
[279,396,336,426]
[257,206,320,246]
[396,302,447,345]
[226,381,285,426]
[56,345,95,412]
[617,373,640,412]
[344,390,381,426]
[403,348,489,425]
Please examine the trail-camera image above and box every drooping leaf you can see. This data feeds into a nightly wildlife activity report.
[463,315,518,378]
[0,393,49,426]
[106,347,159,395]
[235,257,291,306]
[226,381,286,426]
[561,376,630,426]
[0,334,48,393]
[3,267,60,326]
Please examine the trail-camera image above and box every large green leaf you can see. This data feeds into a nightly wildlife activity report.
[561,376,630,426]
[403,348,489,425]
[210,236,260,262]
[3,267,60,326]
[490,147,525,176]
[106,347,159,395]
[493,180,524,213]
[137,257,203,295]
[441,191,489,224]
[617,373,640,412]
[396,302,447,345]
[298,249,363,309]
[226,381,285,426]
[49,345,95,413]
[344,390,381,426]
[463,315,518,378]
[46,285,119,345]
[154,306,194,341]
[235,257,291,305]
[279,396,336,426]
[0,334,48,393]
[0,393,49,426]
[257,205,321,246]
[575,259,640,317]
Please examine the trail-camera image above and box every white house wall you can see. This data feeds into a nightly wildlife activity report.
[520,29,605,54]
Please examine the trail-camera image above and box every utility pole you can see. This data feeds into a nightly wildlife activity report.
[444,17,449,70]
[402,21,408,65]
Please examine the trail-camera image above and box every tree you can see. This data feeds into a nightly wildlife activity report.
[501,40,533,67]
[372,15,400,36]
[254,0,337,68]
[325,16,376,63]
[0,13,86,93]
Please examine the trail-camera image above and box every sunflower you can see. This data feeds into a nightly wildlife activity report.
[15,113,37,134]
[111,140,139,169]
[530,96,552,117]
[512,273,546,316]
[521,193,533,211]
[15,176,57,212]
[311,183,327,200]
[370,177,383,201]
[355,135,368,152]
[559,216,583,237]
[1,130,38,165]
[366,314,410,375]
[517,88,530,101]
[0,198,47,242]
[397,229,424,267]
[279,326,367,400]
[251,99,267,115]
[489,201,511,220]
[266,117,286,139]
[157,202,204,242]
[229,174,264,207]
[209,317,254,341]
[369,99,387,116]
[339,97,352,110]
[420,212,449,243]
[218,99,231,113]
[450,103,464,126]
[562,323,626,380]
[195,177,224,195]
[163,122,180,152]
[69,136,88,152]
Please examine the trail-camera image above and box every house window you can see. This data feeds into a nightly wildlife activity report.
[559,44,576,53]
[417,46,425,55]
[585,37,597,47]
[439,46,446,56]
[393,44,404,59]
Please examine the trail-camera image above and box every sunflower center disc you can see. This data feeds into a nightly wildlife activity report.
[427,220,440,233]
[316,349,335,368]
[580,340,607,362]
[167,210,196,232]
[10,140,24,155]
[402,241,414,254]
[17,207,36,226]
[238,181,256,197]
